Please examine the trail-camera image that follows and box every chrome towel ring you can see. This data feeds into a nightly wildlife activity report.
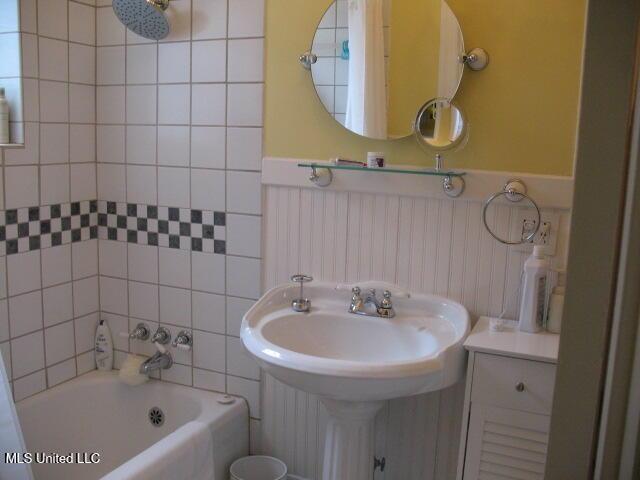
[482,179,541,245]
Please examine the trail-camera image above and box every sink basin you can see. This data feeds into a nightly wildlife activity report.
[241,281,470,402]
[242,280,470,480]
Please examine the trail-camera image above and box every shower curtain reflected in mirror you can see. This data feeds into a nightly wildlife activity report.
[345,0,388,139]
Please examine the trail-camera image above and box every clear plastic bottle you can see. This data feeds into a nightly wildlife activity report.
[518,246,549,333]
[0,87,9,144]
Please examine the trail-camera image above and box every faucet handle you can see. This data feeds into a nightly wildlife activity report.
[291,274,313,284]
[381,290,392,307]
[151,326,171,345]
[352,286,361,296]
[120,322,150,341]
[172,330,193,351]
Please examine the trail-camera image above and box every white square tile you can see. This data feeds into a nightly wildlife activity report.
[192,291,225,334]
[11,331,45,377]
[158,84,190,125]
[74,312,99,354]
[311,57,334,86]
[42,244,71,287]
[99,240,127,278]
[127,44,157,84]
[97,6,125,46]
[43,283,73,327]
[38,37,68,81]
[158,167,190,207]
[40,81,69,122]
[227,128,262,171]
[191,252,225,294]
[126,165,157,204]
[0,0,19,32]
[70,84,96,123]
[76,350,95,375]
[159,286,191,327]
[227,214,261,257]
[228,0,264,38]
[191,40,226,82]
[20,33,38,78]
[41,164,70,205]
[192,0,227,40]
[0,33,20,77]
[129,282,159,322]
[9,290,43,338]
[97,125,125,163]
[192,84,226,125]
[47,358,76,387]
[318,2,336,28]
[158,126,190,166]
[191,169,225,211]
[70,164,97,201]
[191,127,225,169]
[4,123,39,165]
[13,370,46,401]
[124,246,154,286]
[37,0,67,40]
[162,0,191,42]
[102,313,128,351]
[98,276,126,315]
[228,39,264,82]
[193,368,225,392]
[0,258,6,299]
[22,78,39,122]
[97,163,126,202]
[69,1,95,45]
[158,42,190,83]
[74,276,100,316]
[159,247,191,288]
[20,0,37,34]
[193,330,225,372]
[97,86,125,124]
[44,321,75,366]
[97,46,125,85]
[161,363,192,385]
[72,239,98,279]
[227,171,261,214]
[226,256,261,299]
[0,341,11,378]
[126,85,157,124]
[0,301,8,343]
[227,336,260,379]
[227,84,263,126]
[126,125,156,165]
[226,296,254,336]
[70,124,95,163]
[5,166,38,209]
[227,375,261,417]
[39,123,69,164]
[7,250,41,297]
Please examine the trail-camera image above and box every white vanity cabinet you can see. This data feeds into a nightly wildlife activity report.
[457,317,560,480]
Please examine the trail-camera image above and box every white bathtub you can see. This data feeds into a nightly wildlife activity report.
[15,371,248,480]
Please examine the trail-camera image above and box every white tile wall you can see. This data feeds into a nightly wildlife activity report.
[0,0,99,401]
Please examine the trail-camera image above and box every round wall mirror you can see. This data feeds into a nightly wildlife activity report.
[414,98,467,151]
[309,0,465,141]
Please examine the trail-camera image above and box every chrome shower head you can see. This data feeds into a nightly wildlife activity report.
[112,0,170,41]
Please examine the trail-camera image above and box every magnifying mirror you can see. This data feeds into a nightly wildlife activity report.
[414,98,468,152]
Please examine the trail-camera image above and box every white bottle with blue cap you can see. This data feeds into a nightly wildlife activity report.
[518,245,550,333]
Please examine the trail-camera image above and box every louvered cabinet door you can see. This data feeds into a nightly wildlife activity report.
[463,403,550,480]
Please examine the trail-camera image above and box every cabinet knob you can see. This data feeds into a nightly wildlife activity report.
[515,382,525,392]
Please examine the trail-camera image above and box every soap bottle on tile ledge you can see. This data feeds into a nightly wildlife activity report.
[518,245,549,333]
[95,320,114,371]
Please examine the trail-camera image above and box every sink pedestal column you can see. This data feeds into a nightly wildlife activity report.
[321,399,384,480]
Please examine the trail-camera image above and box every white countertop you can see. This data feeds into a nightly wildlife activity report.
[464,317,560,363]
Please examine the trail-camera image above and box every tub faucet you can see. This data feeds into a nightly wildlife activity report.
[139,344,173,375]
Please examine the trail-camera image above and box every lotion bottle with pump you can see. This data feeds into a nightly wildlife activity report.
[95,320,114,371]
[518,246,549,333]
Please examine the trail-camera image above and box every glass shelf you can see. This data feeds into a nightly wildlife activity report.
[297,162,465,177]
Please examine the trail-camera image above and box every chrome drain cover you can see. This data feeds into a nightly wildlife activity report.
[148,406,165,427]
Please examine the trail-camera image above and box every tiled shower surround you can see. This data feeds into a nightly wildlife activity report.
[0,0,264,448]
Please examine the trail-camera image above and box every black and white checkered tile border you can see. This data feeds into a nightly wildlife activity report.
[0,200,98,256]
[97,201,226,253]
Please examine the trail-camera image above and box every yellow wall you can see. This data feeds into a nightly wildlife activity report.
[387,0,441,138]
[264,0,585,176]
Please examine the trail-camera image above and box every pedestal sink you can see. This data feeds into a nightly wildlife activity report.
[241,280,470,480]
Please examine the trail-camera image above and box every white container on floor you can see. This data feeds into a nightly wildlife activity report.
[230,456,288,480]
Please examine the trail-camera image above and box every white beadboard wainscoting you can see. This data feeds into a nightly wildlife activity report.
[259,157,573,479]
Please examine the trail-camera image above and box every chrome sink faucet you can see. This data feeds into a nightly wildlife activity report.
[349,287,395,318]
